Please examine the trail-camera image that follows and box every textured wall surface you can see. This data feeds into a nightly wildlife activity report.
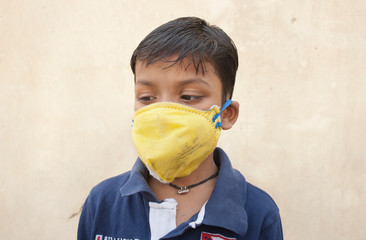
[1,1,365,239]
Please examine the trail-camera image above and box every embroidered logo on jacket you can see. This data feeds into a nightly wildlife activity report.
[201,232,236,240]
[95,235,139,240]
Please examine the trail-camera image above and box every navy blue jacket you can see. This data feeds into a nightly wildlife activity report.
[78,148,283,240]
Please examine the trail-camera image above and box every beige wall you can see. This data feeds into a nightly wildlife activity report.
[1,0,365,239]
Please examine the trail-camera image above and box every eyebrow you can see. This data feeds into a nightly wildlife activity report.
[178,78,210,87]
[135,80,154,86]
[135,78,210,87]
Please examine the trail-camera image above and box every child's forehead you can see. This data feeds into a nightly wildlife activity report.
[135,56,218,77]
[134,58,222,89]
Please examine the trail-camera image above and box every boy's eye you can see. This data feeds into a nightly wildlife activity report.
[137,96,155,102]
[181,95,202,101]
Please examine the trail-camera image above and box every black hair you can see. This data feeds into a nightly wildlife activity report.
[130,17,239,102]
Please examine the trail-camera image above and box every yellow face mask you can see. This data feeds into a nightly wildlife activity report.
[132,100,232,183]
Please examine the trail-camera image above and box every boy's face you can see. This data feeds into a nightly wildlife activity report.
[134,58,223,112]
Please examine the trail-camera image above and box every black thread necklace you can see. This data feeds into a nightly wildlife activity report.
[168,172,219,194]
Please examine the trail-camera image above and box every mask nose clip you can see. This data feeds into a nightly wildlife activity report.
[212,99,232,128]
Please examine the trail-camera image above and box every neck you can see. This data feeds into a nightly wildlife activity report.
[148,152,219,198]
[148,152,219,226]
[170,152,218,187]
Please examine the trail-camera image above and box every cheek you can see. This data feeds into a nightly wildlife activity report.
[133,100,141,111]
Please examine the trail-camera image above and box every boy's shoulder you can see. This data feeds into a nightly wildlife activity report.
[246,182,279,211]
[245,181,281,229]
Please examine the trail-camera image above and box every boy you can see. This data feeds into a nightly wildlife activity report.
[78,17,283,240]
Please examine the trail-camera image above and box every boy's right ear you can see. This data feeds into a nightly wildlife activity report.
[220,100,239,130]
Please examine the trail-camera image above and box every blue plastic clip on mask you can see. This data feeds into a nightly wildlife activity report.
[212,99,232,129]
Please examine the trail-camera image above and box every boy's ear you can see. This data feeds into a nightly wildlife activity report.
[221,100,239,130]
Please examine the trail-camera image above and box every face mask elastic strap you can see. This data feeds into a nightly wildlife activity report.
[212,99,232,123]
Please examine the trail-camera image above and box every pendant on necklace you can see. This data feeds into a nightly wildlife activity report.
[177,187,189,194]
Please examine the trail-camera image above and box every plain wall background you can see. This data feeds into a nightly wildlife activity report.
[1,0,365,239]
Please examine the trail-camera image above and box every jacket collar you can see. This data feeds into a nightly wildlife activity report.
[119,147,248,236]
[119,159,157,201]
[203,148,248,236]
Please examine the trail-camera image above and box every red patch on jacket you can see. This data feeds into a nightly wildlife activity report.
[201,232,236,240]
